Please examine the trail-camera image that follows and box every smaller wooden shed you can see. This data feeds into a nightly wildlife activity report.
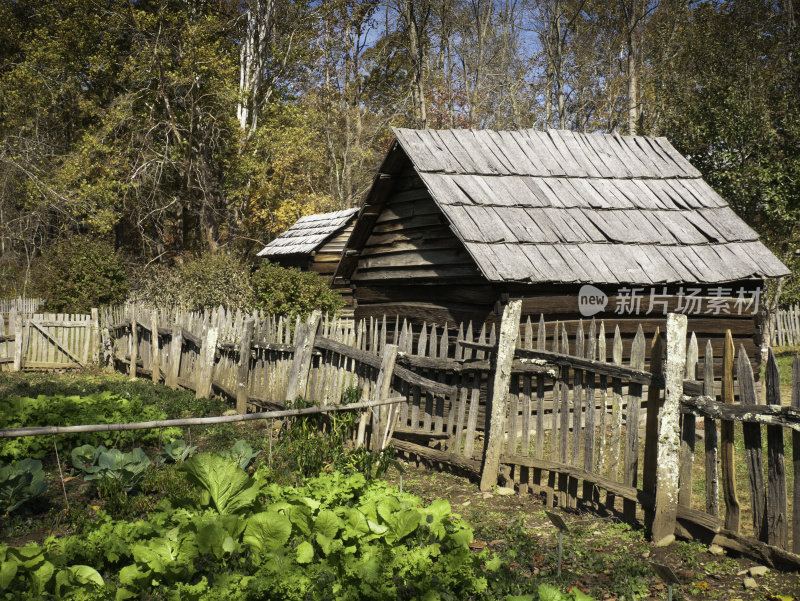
[257,208,359,310]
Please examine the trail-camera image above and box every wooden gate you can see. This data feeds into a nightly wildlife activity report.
[1,312,99,370]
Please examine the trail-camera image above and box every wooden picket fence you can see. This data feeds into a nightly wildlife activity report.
[0,297,44,315]
[773,303,800,347]
[4,301,799,569]
[0,309,99,371]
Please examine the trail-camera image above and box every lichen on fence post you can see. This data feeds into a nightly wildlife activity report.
[651,312,687,546]
[479,299,522,492]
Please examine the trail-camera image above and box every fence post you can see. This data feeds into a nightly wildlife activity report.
[642,327,664,532]
[285,311,322,403]
[167,324,183,389]
[12,309,23,372]
[236,319,255,414]
[720,330,740,532]
[89,308,100,365]
[150,310,160,383]
[371,343,398,451]
[651,313,687,546]
[196,318,219,400]
[480,299,522,492]
[129,316,138,379]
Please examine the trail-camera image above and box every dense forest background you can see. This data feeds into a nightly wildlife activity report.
[0,0,797,305]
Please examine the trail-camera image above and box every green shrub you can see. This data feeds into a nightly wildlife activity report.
[131,252,254,311]
[31,236,128,313]
[252,262,344,318]
[179,252,254,310]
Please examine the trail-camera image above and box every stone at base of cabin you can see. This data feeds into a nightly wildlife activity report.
[748,565,769,577]
[223,409,237,416]
[495,486,515,496]
[653,534,675,547]
[743,577,758,590]
[708,543,725,555]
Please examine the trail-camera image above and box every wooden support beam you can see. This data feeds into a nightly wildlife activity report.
[237,319,255,414]
[651,313,687,546]
[480,300,522,492]
[91,308,100,365]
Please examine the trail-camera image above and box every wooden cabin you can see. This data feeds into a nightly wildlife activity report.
[333,128,789,363]
[257,208,359,311]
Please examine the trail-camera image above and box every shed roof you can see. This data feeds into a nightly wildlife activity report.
[257,208,359,257]
[337,128,789,285]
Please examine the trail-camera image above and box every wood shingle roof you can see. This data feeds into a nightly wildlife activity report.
[257,208,359,257]
[340,128,788,285]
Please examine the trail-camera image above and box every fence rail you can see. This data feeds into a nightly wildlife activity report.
[5,301,800,569]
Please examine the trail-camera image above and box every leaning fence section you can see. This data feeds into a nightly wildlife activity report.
[678,336,800,566]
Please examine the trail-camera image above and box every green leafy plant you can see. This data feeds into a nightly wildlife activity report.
[0,542,104,598]
[156,439,197,464]
[219,440,260,470]
[180,453,260,514]
[0,392,180,460]
[71,445,151,493]
[0,458,47,514]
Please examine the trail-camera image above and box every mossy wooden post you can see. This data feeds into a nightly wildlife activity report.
[720,330,740,532]
[129,315,138,379]
[642,327,664,532]
[166,324,182,390]
[285,311,321,404]
[11,308,22,372]
[150,310,160,384]
[371,343,398,451]
[480,300,522,492]
[196,317,219,400]
[651,313,687,546]
[237,319,255,414]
